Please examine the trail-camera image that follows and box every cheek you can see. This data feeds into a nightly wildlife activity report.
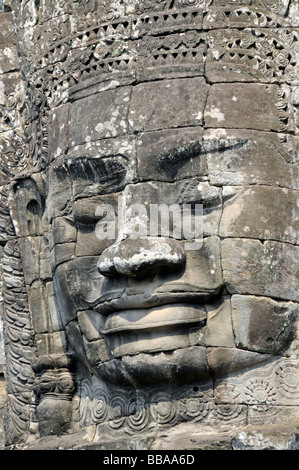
[180,237,223,291]
[75,225,115,257]
[221,238,299,302]
[53,257,105,321]
[231,295,298,356]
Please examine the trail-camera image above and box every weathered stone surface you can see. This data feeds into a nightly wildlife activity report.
[35,331,67,357]
[204,83,290,132]
[69,86,132,146]
[0,0,298,452]
[65,136,137,198]
[121,347,210,386]
[203,129,299,190]
[28,281,60,334]
[0,12,19,74]
[189,297,235,348]
[136,127,206,182]
[128,78,209,132]
[214,356,299,407]
[232,429,299,451]
[207,347,272,378]
[0,74,25,133]
[221,238,299,301]
[48,104,69,162]
[46,160,73,222]
[220,186,299,244]
[231,295,299,355]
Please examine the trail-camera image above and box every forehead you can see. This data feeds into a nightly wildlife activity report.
[65,79,288,146]
[48,76,298,193]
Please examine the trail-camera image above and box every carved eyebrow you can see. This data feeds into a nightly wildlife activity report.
[66,154,129,183]
[154,141,205,178]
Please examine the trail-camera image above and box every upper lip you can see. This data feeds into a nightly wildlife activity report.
[99,303,208,335]
[84,283,223,317]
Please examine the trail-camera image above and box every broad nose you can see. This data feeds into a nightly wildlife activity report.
[97,237,185,278]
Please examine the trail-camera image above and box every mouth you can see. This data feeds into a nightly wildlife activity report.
[86,292,215,316]
[98,303,207,335]
[85,283,222,314]
[84,284,223,336]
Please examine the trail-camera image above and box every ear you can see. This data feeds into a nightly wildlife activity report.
[8,174,50,289]
[9,173,46,238]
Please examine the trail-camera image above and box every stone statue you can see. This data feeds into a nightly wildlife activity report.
[0,0,298,450]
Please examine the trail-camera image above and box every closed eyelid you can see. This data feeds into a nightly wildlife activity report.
[73,196,120,225]
[73,200,101,225]
[154,141,205,178]
[66,154,129,182]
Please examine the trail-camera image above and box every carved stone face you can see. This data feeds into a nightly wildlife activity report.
[46,76,298,388]
[2,0,299,449]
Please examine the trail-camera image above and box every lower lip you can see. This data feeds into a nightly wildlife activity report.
[100,303,207,335]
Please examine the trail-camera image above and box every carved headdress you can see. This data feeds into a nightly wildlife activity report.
[3,0,298,176]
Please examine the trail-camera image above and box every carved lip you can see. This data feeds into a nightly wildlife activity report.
[86,288,219,317]
[99,303,207,335]
[85,285,222,335]
[87,283,223,335]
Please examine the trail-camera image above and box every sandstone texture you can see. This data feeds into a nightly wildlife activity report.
[0,0,298,452]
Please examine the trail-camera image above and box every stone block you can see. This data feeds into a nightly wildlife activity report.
[219,186,299,245]
[232,428,299,450]
[136,127,206,182]
[121,346,210,385]
[108,304,207,357]
[83,337,111,366]
[204,83,289,132]
[35,331,67,357]
[248,406,299,430]
[0,73,24,132]
[182,236,223,293]
[203,129,299,190]
[28,281,60,334]
[128,77,209,132]
[73,193,121,257]
[77,310,103,342]
[231,295,299,355]
[0,12,18,74]
[47,159,73,222]
[50,216,77,250]
[189,297,235,348]
[48,104,70,162]
[54,256,104,315]
[214,357,299,407]
[64,320,91,379]
[68,86,132,146]
[50,242,76,270]
[117,179,222,239]
[207,347,271,379]
[65,136,137,198]
[18,236,42,285]
[221,238,299,301]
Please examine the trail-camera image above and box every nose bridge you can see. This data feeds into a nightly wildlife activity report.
[97,237,185,278]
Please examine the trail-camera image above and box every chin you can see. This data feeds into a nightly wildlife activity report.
[91,344,211,388]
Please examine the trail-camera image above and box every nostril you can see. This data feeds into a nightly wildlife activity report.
[97,246,118,277]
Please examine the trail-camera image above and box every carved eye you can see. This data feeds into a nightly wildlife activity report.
[73,200,103,225]
[155,141,203,180]
[67,155,128,187]
[74,198,118,227]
